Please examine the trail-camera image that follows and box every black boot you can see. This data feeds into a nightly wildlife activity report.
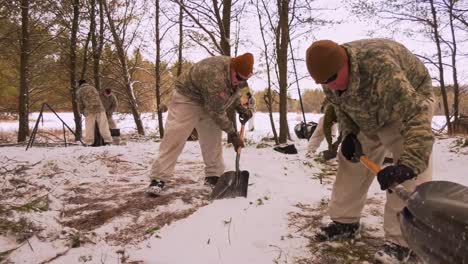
[374,242,413,264]
[204,176,219,187]
[315,221,360,241]
[146,179,165,196]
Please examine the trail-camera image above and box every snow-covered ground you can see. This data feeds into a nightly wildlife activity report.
[0,113,466,264]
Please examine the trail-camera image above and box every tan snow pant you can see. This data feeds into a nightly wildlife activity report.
[83,112,113,145]
[150,91,225,181]
[107,114,117,129]
[307,115,338,153]
[248,112,255,131]
[329,100,435,247]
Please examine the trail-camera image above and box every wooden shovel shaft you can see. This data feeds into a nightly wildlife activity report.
[359,155,411,202]
[237,124,245,154]
[360,156,380,174]
[235,124,245,172]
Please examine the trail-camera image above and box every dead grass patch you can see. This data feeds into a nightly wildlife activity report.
[0,217,42,243]
[106,207,202,245]
[286,159,418,263]
[62,176,210,245]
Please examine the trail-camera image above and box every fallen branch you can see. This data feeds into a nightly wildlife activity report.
[38,248,71,264]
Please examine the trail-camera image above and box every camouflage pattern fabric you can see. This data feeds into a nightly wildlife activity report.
[100,93,118,116]
[76,84,105,116]
[175,56,250,134]
[323,39,434,174]
[323,102,337,147]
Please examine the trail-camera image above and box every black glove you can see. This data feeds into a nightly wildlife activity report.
[341,133,360,162]
[239,110,253,125]
[228,132,244,152]
[321,149,337,160]
[377,164,416,191]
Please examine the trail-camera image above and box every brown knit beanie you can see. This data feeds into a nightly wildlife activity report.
[231,53,254,77]
[305,40,347,83]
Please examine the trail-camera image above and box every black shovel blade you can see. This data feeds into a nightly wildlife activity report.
[210,170,249,200]
[400,207,468,264]
[400,181,468,264]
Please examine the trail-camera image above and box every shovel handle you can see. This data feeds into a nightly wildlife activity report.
[360,156,380,174]
[359,155,411,202]
[237,124,245,154]
[234,124,245,173]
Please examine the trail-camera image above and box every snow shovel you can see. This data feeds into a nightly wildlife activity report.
[348,136,468,264]
[211,124,249,200]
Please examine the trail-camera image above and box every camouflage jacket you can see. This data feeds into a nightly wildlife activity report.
[175,56,250,134]
[76,84,105,115]
[100,93,118,116]
[323,39,434,174]
[323,103,337,147]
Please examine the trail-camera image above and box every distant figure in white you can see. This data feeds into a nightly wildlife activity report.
[306,101,339,158]
[246,92,256,131]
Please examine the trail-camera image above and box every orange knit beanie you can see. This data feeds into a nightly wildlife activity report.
[305,40,347,83]
[231,53,254,78]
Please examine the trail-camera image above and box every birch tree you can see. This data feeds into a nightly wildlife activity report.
[102,0,145,135]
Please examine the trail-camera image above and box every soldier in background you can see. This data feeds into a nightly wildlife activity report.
[306,100,340,160]
[100,88,119,144]
[76,80,113,145]
[146,53,254,196]
[246,92,256,131]
[306,39,435,263]
[100,88,118,129]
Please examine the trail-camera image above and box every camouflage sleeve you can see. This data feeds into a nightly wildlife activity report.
[199,83,236,134]
[335,108,359,138]
[234,82,251,115]
[323,104,337,147]
[375,59,434,174]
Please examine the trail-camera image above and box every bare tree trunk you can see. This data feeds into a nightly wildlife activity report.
[429,0,451,134]
[255,0,278,144]
[18,0,30,142]
[90,0,101,91]
[176,0,183,77]
[155,0,164,138]
[447,0,460,131]
[220,0,231,56]
[277,0,289,143]
[70,0,82,141]
[102,0,145,135]
[80,31,91,80]
[215,0,236,132]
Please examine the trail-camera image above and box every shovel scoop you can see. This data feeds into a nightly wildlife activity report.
[346,134,468,264]
[211,124,249,200]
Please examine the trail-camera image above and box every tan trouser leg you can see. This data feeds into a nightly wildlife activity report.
[330,126,432,245]
[107,115,117,129]
[380,99,435,247]
[84,114,97,145]
[329,134,387,223]
[248,113,255,131]
[96,112,113,143]
[196,112,225,177]
[330,98,435,247]
[149,92,202,181]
